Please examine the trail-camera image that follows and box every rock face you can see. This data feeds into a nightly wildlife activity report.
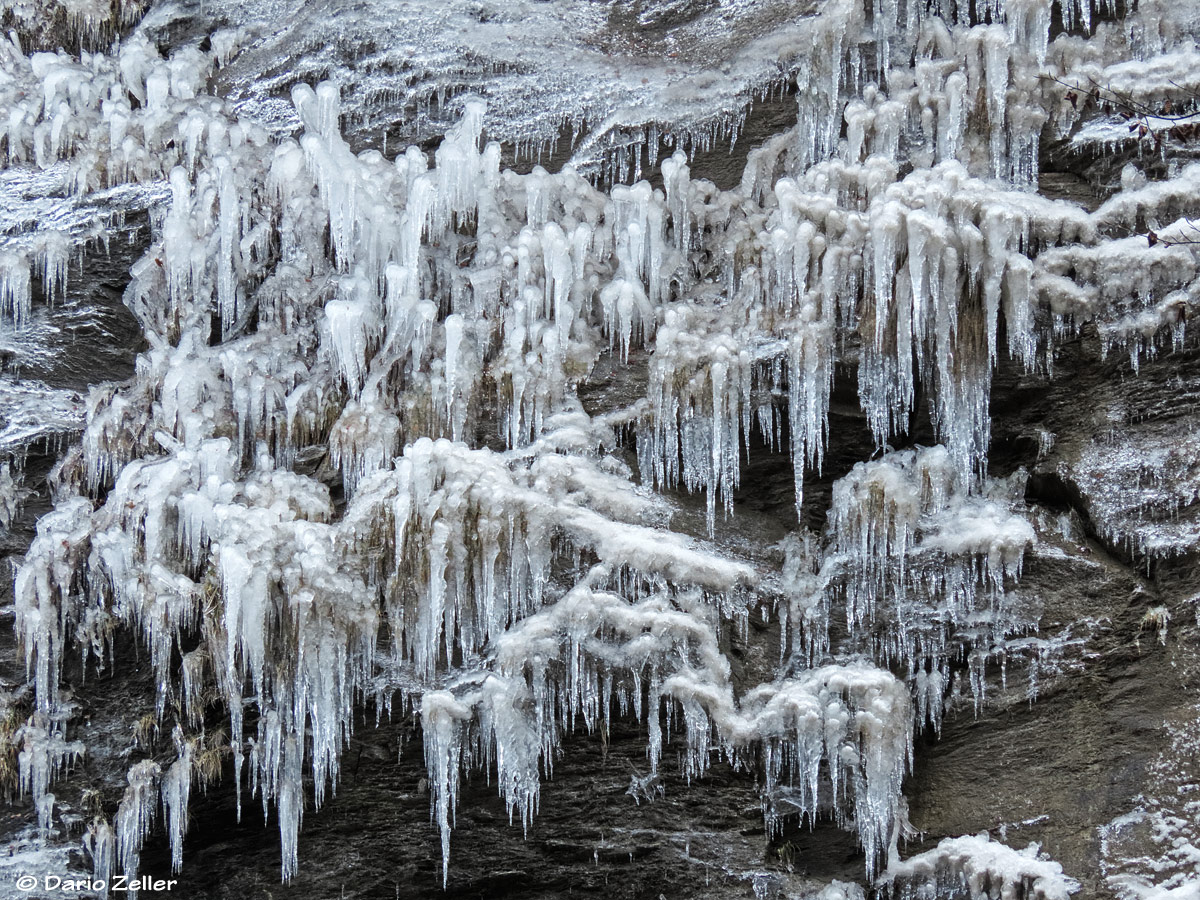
[14,328,1189,900]
[0,0,1197,899]
[109,331,1194,900]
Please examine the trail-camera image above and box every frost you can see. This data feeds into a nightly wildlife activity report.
[1101,704,1200,900]
[1072,425,1200,560]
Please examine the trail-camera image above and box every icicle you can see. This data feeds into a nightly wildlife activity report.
[882,833,1080,900]
[115,761,160,886]
[421,691,471,887]
[161,730,194,873]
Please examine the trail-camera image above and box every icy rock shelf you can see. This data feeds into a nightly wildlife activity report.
[0,0,1199,896]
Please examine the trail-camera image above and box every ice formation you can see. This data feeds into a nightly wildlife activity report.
[423,577,911,880]
[881,833,1081,900]
[1100,705,1200,900]
[776,447,1038,728]
[0,0,1197,890]
[805,883,868,900]
[1072,423,1200,560]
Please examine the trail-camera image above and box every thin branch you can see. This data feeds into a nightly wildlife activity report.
[1042,73,1200,123]
[1149,218,1200,248]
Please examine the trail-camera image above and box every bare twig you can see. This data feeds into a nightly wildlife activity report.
[1041,73,1200,152]
[1149,218,1200,248]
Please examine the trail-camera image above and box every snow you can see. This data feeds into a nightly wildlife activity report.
[882,833,1081,900]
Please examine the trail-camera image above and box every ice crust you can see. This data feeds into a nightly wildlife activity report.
[882,833,1081,900]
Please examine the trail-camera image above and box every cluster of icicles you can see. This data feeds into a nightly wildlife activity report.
[2,0,1198,894]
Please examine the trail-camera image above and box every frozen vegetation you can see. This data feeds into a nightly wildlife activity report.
[0,0,1196,896]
